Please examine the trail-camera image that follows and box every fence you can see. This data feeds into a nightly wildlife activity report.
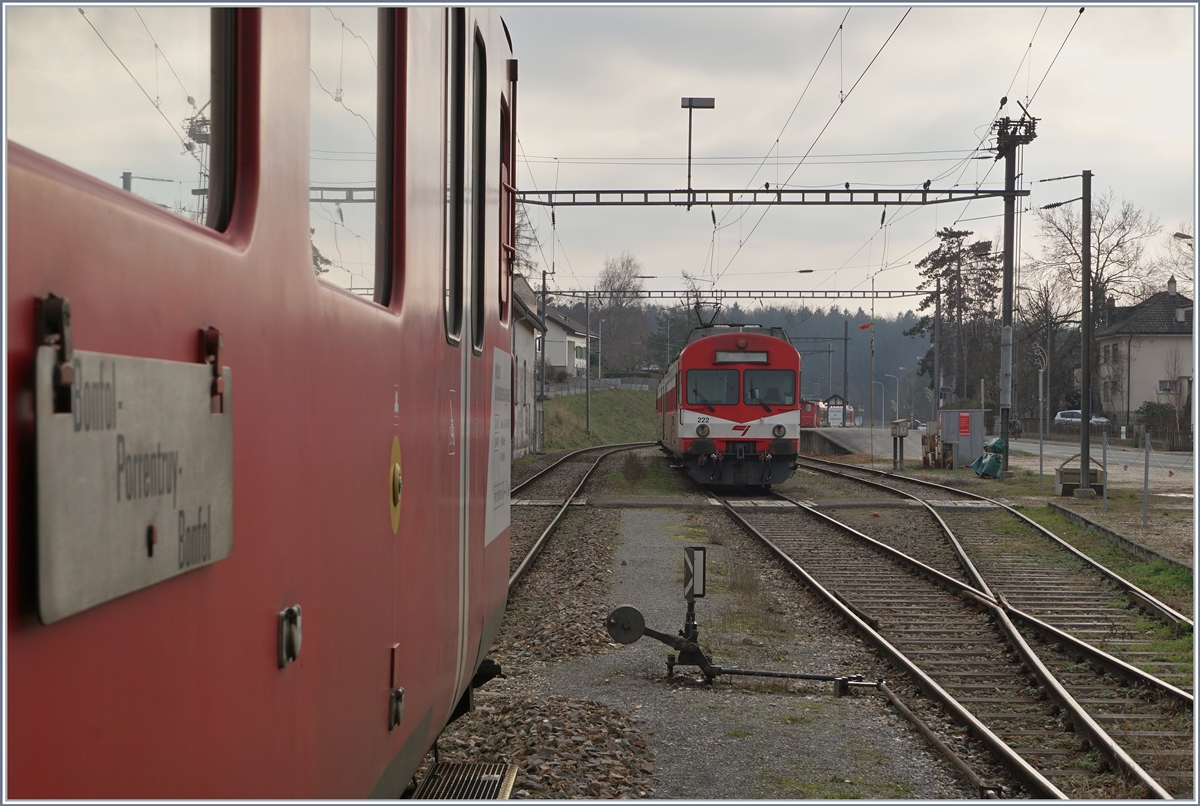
[540,377,652,399]
[1165,429,1193,452]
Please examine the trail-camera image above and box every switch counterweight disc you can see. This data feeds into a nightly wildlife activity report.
[606,605,646,644]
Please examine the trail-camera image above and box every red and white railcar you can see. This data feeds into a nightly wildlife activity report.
[800,399,827,428]
[6,7,516,797]
[657,325,801,486]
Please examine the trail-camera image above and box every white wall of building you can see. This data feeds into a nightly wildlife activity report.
[543,318,588,378]
[512,319,540,460]
[1099,333,1192,419]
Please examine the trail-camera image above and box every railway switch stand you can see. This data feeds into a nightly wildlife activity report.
[605,548,867,692]
[890,419,908,470]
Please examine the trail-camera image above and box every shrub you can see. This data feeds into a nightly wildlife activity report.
[1136,401,1177,432]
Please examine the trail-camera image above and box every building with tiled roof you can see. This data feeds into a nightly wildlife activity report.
[1094,277,1192,423]
[542,307,594,378]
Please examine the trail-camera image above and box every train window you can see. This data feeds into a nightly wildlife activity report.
[498,97,513,323]
[309,8,377,297]
[686,369,739,406]
[745,369,796,406]
[444,8,466,342]
[470,29,487,353]
[7,7,233,228]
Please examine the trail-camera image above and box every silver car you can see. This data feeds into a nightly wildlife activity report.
[1054,410,1110,428]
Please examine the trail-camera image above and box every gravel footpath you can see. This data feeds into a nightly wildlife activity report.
[423,449,1017,799]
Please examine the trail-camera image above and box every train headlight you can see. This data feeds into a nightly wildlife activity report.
[772,424,786,437]
[696,424,710,437]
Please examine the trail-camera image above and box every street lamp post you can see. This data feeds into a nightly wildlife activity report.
[681,97,715,211]
[885,374,899,423]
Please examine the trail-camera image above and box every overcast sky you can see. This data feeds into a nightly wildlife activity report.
[501,4,1196,317]
[6,4,1195,316]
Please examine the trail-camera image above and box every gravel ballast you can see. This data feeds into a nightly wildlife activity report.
[424,449,1009,799]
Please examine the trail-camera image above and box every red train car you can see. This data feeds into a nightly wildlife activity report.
[657,325,801,486]
[800,399,827,428]
[6,8,515,797]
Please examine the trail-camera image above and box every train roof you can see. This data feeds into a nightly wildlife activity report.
[683,324,792,346]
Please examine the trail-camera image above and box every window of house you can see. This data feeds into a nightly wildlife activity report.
[1102,345,1110,362]
[8,7,234,229]
[1112,344,1119,363]
[1159,379,1178,393]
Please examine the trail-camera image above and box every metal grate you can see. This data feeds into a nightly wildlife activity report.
[411,762,517,800]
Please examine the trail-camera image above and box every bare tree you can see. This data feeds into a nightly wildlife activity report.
[594,251,650,372]
[1027,189,1164,308]
[1016,278,1079,417]
[311,227,333,276]
[513,203,541,278]
[1156,223,1194,299]
[596,251,646,306]
[1027,190,1166,418]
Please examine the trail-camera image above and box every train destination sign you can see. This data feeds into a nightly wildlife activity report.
[35,347,233,624]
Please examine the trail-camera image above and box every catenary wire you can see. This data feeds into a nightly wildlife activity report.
[714,8,911,284]
[310,68,377,139]
[325,7,377,67]
[717,7,852,225]
[1028,8,1084,108]
[77,8,204,168]
[133,9,191,101]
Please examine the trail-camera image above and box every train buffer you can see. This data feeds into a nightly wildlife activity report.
[605,547,876,696]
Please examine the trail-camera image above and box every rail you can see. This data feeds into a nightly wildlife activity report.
[793,459,1193,704]
[778,468,1187,796]
[512,442,654,496]
[509,443,653,590]
[796,456,1193,631]
[719,500,1067,799]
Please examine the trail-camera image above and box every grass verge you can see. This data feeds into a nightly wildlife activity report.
[1021,506,1193,615]
[544,389,657,450]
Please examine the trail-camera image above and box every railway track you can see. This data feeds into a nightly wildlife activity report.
[509,443,653,590]
[795,458,1193,682]
[504,445,1193,797]
[721,493,1192,798]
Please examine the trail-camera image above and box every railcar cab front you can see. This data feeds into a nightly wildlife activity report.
[669,325,800,487]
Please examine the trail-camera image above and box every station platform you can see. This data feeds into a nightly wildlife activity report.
[800,426,916,461]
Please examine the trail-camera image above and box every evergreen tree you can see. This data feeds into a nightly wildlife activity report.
[914,227,1001,400]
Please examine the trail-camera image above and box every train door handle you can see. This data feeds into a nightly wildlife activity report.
[278,604,302,668]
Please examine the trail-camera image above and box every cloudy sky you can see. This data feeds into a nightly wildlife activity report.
[501,4,1196,316]
[6,4,1194,315]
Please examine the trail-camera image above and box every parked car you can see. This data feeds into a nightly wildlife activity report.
[1054,410,1110,428]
